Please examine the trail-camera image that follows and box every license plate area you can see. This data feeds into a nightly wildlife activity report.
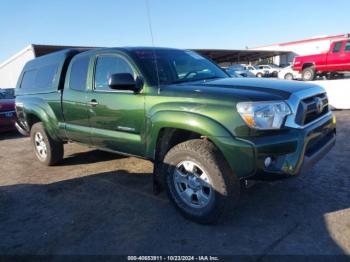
[5,112,14,118]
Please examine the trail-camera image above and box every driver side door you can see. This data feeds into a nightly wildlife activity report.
[87,53,146,156]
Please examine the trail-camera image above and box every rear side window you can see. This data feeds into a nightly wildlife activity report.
[332,41,343,53]
[20,64,58,90]
[69,56,90,91]
[20,70,37,89]
[36,64,58,89]
[344,40,350,52]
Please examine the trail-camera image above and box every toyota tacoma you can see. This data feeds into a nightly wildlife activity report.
[15,47,336,223]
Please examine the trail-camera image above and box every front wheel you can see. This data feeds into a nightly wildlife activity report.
[30,122,63,166]
[256,72,263,78]
[302,67,315,81]
[163,139,240,224]
[284,73,294,80]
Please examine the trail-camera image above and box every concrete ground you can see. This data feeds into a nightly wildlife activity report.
[0,111,349,257]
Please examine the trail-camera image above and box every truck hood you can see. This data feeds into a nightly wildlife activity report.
[161,78,319,101]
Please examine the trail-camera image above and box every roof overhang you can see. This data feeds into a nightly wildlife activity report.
[0,44,292,68]
[193,49,291,64]
[31,44,96,57]
[31,45,291,64]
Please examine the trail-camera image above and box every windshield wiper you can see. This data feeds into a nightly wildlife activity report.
[200,76,224,81]
[171,76,224,84]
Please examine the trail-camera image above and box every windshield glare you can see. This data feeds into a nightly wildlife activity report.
[131,49,228,85]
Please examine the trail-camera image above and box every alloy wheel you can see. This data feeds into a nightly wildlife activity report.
[173,160,213,208]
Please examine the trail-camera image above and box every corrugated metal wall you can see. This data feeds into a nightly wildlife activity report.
[0,46,35,89]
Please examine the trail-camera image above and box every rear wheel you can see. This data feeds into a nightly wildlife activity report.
[302,67,315,81]
[163,139,240,224]
[30,122,63,166]
[256,72,263,78]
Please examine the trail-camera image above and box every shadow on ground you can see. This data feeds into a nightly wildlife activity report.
[0,111,349,256]
[0,159,348,256]
[0,130,20,141]
[58,149,127,166]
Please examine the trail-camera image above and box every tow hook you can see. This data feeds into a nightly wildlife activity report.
[241,179,258,189]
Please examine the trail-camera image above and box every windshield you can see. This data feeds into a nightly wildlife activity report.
[130,49,228,85]
[0,89,15,99]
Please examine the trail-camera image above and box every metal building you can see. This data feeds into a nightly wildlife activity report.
[0,44,93,89]
[0,45,35,89]
[251,33,350,66]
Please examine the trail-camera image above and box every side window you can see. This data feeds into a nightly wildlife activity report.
[344,40,350,52]
[332,41,343,53]
[35,64,58,89]
[94,56,134,91]
[20,70,37,89]
[69,56,90,91]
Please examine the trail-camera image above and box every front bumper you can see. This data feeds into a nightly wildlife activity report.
[248,112,336,179]
[213,112,336,180]
[299,133,335,175]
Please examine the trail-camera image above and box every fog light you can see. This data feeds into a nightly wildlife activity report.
[264,157,272,168]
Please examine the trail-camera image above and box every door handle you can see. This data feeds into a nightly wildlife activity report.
[89,99,99,107]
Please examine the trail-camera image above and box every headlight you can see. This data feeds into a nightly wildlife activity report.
[237,101,291,130]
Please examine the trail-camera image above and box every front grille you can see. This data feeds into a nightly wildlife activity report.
[295,93,329,126]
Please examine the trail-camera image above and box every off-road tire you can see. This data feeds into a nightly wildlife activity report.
[30,122,63,166]
[163,139,240,224]
[302,67,315,81]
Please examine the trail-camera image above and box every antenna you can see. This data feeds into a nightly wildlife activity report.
[145,0,161,94]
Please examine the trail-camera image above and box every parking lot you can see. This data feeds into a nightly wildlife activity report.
[0,110,349,257]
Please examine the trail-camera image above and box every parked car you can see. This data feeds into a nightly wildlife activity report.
[243,65,268,78]
[227,64,256,77]
[293,37,350,81]
[224,68,243,78]
[255,64,281,77]
[0,88,16,133]
[15,47,336,224]
[278,65,302,80]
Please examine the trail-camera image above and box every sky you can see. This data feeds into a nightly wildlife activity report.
[0,0,349,62]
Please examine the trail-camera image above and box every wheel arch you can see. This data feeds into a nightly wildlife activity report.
[16,98,61,140]
[146,111,233,161]
[302,62,315,70]
[147,111,256,190]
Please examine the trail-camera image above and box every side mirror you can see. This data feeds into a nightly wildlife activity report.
[108,73,141,92]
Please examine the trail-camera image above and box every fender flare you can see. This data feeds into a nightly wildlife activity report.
[17,98,61,140]
[145,110,233,159]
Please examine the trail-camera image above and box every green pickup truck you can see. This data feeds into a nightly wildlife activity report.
[15,47,336,223]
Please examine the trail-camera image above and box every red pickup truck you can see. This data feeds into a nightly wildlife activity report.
[293,38,350,81]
